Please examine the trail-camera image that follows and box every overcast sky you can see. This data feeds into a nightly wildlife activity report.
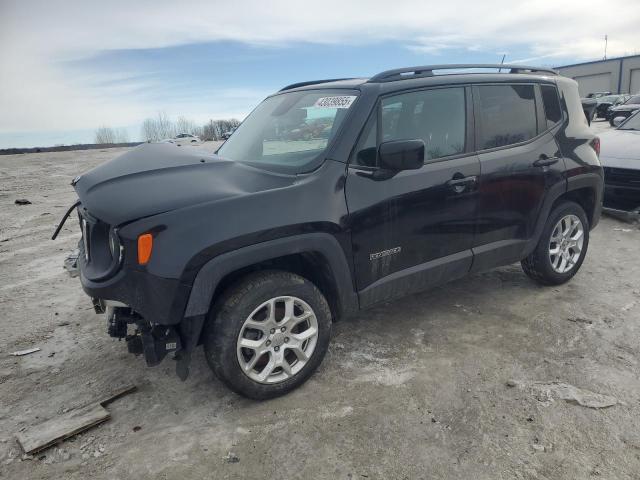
[1,0,639,148]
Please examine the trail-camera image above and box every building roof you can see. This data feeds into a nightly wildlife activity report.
[556,54,640,69]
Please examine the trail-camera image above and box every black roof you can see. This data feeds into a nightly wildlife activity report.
[279,64,558,92]
[367,64,557,83]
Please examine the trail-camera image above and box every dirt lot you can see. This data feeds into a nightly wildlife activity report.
[1,125,640,479]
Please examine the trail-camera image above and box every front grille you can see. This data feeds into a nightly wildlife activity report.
[604,167,640,187]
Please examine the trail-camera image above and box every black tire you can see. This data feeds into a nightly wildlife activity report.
[203,271,332,400]
[521,201,590,286]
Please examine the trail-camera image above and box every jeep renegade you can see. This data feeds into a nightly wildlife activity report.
[54,64,603,399]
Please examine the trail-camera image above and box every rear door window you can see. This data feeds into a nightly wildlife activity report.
[476,84,538,149]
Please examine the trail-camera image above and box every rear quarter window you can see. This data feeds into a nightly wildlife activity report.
[540,85,563,129]
[476,84,537,150]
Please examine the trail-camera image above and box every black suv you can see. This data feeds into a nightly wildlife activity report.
[56,64,603,399]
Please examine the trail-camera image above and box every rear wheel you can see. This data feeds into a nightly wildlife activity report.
[521,201,589,285]
[203,271,332,399]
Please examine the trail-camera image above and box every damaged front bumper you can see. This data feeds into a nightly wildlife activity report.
[101,303,182,368]
[62,243,201,379]
[56,202,203,379]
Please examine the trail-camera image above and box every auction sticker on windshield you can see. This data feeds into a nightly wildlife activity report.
[314,96,357,109]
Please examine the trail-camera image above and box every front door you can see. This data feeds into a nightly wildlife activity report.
[345,86,480,307]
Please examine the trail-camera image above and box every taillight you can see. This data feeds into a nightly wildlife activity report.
[137,233,153,265]
[591,137,600,157]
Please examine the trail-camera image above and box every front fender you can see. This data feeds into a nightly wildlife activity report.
[184,233,359,319]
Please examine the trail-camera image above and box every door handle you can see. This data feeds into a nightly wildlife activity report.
[446,175,477,192]
[533,155,560,167]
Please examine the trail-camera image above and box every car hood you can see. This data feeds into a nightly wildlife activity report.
[599,129,640,169]
[73,143,297,225]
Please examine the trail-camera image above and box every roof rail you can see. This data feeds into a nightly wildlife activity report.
[368,64,558,83]
[279,78,356,92]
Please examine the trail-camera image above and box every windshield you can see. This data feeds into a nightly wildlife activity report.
[598,95,618,103]
[218,89,358,173]
[618,111,640,130]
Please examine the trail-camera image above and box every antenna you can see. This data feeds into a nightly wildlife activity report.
[604,35,608,60]
[498,53,506,73]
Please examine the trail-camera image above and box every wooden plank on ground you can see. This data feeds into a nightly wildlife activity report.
[10,347,40,356]
[99,384,137,407]
[15,403,110,455]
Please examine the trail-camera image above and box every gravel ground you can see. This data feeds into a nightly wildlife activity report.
[1,126,640,479]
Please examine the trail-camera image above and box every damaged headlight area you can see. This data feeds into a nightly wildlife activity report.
[108,228,124,264]
[77,209,124,282]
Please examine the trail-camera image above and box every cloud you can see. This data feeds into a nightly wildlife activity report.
[1,0,639,136]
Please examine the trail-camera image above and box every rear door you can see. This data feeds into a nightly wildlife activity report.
[471,83,566,272]
[345,85,481,306]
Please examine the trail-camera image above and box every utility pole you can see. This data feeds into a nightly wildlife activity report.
[604,35,608,60]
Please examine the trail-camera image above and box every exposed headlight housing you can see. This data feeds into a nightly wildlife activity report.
[109,228,124,264]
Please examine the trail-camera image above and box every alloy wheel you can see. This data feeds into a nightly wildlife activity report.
[236,296,319,384]
[548,214,584,274]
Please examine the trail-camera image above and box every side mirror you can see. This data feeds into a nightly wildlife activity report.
[378,139,425,171]
[613,116,626,127]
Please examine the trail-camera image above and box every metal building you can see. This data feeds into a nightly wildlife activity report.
[555,55,640,97]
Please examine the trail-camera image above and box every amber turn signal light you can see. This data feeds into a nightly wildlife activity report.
[137,233,153,265]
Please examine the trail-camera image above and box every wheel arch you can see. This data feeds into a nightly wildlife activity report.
[183,233,359,323]
[552,185,598,229]
[524,172,602,258]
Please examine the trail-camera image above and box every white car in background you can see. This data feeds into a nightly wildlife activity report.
[599,110,640,215]
[163,133,202,145]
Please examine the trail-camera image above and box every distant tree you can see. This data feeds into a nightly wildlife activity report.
[201,118,241,141]
[155,112,176,140]
[141,118,158,142]
[140,113,240,142]
[202,120,216,141]
[94,126,130,144]
[141,112,177,142]
[94,126,118,144]
[115,128,130,143]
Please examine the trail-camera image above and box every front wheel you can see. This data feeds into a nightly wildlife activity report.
[521,201,590,285]
[203,271,332,399]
